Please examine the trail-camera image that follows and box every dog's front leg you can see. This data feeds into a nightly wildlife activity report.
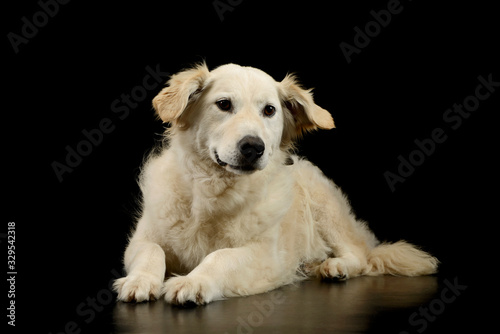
[163,244,281,305]
[113,239,166,302]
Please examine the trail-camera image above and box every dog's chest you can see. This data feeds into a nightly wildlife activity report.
[162,182,256,252]
[164,203,260,271]
[157,163,294,268]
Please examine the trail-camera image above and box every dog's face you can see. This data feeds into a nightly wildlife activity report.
[153,63,335,175]
[196,65,286,174]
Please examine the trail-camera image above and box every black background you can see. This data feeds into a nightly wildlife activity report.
[4,0,499,333]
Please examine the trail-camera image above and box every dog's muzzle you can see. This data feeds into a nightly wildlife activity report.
[215,136,265,173]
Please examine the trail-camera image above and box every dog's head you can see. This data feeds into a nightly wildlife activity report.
[152,63,334,175]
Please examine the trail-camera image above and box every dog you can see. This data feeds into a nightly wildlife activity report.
[113,63,439,305]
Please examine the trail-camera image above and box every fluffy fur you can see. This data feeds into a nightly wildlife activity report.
[113,63,438,305]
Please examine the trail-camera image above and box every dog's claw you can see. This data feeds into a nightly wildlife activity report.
[333,274,347,281]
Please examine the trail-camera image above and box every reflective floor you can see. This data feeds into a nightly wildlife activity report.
[111,276,449,334]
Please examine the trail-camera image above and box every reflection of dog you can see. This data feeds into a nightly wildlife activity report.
[113,63,438,305]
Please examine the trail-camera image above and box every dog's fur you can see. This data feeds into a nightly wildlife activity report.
[113,63,438,305]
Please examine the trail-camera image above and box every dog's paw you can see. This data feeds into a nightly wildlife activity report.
[163,275,220,306]
[318,258,350,281]
[113,272,163,302]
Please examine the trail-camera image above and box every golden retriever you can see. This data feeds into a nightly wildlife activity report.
[113,63,438,304]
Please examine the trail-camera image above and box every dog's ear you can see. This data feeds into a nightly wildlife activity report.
[279,74,335,143]
[152,62,210,126]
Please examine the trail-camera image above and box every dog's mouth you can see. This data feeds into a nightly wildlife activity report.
[214,151,256,174]
[214,151,228,167]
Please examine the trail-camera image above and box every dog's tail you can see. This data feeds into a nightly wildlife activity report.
[364,241,439,276]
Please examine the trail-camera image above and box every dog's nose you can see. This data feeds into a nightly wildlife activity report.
[238,136,265,164]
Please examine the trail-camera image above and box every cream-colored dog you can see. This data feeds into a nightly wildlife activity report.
[113,63,438,305]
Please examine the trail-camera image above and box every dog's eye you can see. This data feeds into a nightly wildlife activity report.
[263,105,276,117]
[216,99,232,111]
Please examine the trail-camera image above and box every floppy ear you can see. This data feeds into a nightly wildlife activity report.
[152,62,210,126]
[280,74,335,141]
